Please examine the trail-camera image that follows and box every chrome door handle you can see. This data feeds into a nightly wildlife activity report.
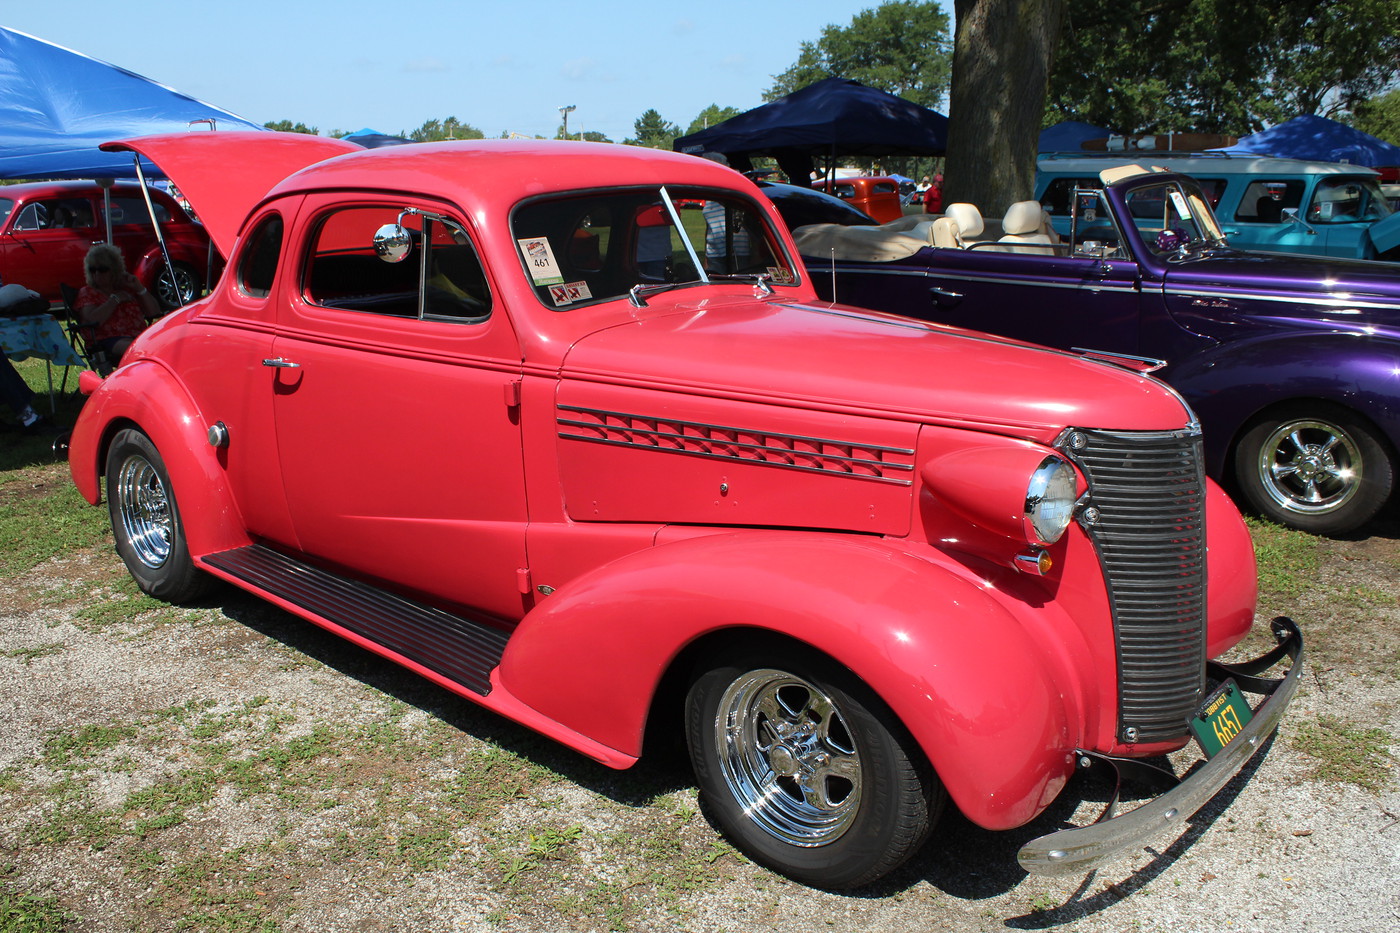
[929,286,963,305]
[261,358,300,368]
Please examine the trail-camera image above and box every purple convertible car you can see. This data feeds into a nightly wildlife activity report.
[764,165,1400,535]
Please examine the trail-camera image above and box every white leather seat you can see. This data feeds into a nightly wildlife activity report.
[995,200,1056,253]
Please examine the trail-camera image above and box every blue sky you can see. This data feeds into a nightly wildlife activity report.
[6,1,951,144]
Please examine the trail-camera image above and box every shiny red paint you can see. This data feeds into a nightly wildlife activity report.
[67,134,1279,869]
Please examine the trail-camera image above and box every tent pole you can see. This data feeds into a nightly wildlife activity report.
[132,154,180,308]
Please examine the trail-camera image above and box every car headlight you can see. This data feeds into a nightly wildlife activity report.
[1024,457,1079,546]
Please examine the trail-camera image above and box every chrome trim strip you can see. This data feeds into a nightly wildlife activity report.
[1163,286,1399,312]
[558,405,916,485]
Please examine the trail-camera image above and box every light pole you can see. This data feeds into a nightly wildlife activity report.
[559,105,576,140]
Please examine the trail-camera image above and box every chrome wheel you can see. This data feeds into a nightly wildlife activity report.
[155,262,197,308]
[1254,417,1363,516]
[713,668,863,847]
[113,453,172,568]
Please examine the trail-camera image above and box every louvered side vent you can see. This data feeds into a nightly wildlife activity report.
[1064,427,1208,744]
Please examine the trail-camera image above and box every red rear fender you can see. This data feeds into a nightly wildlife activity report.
[67,360,250,558]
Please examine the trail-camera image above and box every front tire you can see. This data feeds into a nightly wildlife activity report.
[106,428,211,602]
[685,645,941,889]
[1234,402,1393,535]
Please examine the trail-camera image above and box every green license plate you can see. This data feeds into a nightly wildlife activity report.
[1190,679,1254,758]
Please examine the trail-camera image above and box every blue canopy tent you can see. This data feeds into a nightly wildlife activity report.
[0,27,265,180]
[674,77,948,184]
[1218,114,1400,168]
[343,128,414,149]
[1038,121,1113,152]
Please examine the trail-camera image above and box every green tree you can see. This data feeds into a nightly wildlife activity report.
[764,1,953,110]
[264,120,318,135]
[944,0,1066,214]
[405,117,484,142]
[1347,89,1400,145]
[1046,1,1400,135]
[624,109,680,149]
[686,105,742,136]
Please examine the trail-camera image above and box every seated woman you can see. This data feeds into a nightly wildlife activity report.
[74,244,159,363]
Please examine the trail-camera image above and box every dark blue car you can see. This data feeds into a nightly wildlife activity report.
[763,169,1400,535]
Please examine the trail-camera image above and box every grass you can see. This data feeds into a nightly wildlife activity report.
[2,356,1397,929]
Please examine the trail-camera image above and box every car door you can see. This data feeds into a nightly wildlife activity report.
[269,195,528,620]
[1,196,99,298]
[920,246,1144,355]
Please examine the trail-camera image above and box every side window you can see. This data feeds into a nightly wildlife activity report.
[1040,177,1101,215]
[1234,180,1304,223]
[13,202,46,231]
[304,205,490,321]
[107,197,172,226]
[238,214,283,298]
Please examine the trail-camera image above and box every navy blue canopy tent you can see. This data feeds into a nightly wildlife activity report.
[0,27,265,179]
[1218,114,1400,168]
[674,78,948,183]
[1038,121,1113,152]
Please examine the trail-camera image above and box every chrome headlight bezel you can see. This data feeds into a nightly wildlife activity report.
[1024,456,1079,546]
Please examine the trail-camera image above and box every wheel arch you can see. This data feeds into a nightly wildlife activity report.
[67,360,251,558]
[499,530,1080,831]
[1167,334,1400,484]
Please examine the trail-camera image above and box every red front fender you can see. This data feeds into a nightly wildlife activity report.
[499,530,1086,831]
[67,359,251,558]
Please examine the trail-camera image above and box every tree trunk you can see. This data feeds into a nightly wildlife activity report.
[944,0,1065,219]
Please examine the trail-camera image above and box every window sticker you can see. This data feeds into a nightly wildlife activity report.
[518,236,564,285]
[548,281,592,306]
[768,266,795,285]
[1169,189,1191,220]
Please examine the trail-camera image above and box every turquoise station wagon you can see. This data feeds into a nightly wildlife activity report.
[1038,154,1400,261]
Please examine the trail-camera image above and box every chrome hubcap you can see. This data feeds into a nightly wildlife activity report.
[1257,418,1362,515]
[714,669,862,847]
[114,455,172,568]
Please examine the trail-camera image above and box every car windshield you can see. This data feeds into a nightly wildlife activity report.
[510,186,796,309]
[1121,178,1229,255]
[1306,176,1393,223]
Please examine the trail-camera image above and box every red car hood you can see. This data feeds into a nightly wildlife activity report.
[100,131,361,256]
[562,298,1194,438]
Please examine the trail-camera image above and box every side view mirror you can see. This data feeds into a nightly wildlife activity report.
[1281,208,1316,235]
[374,223,413,262]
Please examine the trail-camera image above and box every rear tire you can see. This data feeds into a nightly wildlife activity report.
[685,644,941,889]
[1233,402,1393,535]
[106,428,211,602]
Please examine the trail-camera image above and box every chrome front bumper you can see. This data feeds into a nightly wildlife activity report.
[1018,616,1305,876]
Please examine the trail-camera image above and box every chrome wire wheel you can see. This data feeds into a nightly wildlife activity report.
[155,262,197,309]
[713,668,863,847]
[113,453,173,569]
[1254,417,1363,516]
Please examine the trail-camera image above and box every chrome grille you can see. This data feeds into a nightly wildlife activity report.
[1063,427,1207,744]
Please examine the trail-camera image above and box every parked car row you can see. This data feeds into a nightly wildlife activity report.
[769,163,1400,536]
[66,133,1302,890]
[0,180,217,309]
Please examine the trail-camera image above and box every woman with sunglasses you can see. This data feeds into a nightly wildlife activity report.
[74,243,159,364]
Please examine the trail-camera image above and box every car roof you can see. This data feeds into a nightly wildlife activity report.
[103,134,750,257]
[1038,154,1381,177]
[0,179,165,198]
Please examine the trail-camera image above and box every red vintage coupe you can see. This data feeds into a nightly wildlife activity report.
[67,133,1302,889]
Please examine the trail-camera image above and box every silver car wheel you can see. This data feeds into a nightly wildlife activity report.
[713,668,863,847]
[1255,417,1363,515]
[113,454,172,568]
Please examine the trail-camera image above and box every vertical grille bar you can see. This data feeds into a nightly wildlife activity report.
[1064,427,1208,744]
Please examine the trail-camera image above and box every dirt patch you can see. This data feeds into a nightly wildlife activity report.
[3,525,1399,932]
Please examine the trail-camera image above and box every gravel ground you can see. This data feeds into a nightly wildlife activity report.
[2,506,1399,932]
